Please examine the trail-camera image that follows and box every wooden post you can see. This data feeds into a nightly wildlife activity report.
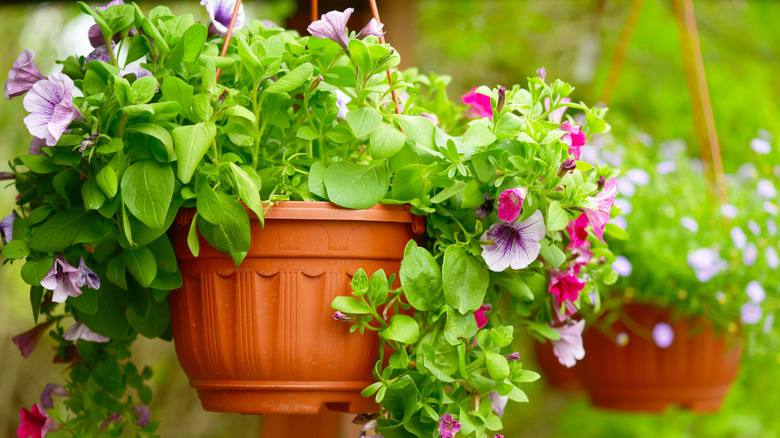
[599,0,646,106]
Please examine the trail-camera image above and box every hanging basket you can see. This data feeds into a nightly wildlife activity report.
[576,303,741,412]
[168,201,423,414]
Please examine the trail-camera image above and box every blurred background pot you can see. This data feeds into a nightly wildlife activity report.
[577,303,741,412]
[169,201,423,414]
[534,341,582,393]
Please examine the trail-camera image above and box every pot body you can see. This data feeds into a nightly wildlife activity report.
[169,201,423,414]
[534,341,582,393]
[577,303,741,412]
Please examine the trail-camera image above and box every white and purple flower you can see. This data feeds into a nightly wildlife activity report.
[652,322,674,348]
[743,243,758,267]
[741,302,762,325]
[40,255,83,303]
[480,210,546,272]
[334,89,351,120]
[766,247,779,269]
[63,321,110,343]
[1,211,18,242]
[757,179,777,198]
[551,319,585,368]
[307,8,353,51]
[746,281,765,304]
[119,66,153,79]
[5,50,45,100]
[730,227,747,250]
[680,217,698,233]
[202,0,245,37]
[656,161,676,175]
[488,391,509,417]
[626,169,650,186]
[355,18,385,40]
[40,384,69,409]
[23,73,83,146]
[721,204,739,219]
[77,256,101,289]
[750,138,772,154]
[687,248,726,282]
[612,256,632,277]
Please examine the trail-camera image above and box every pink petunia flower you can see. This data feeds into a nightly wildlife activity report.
[551,297,578,324]
[566,213,589,250]
[548,268,586,306]
[355,18,385,40]
[63,322,110,343]
[551,320,585,368]
[496,188,527,222]
[133,405,151,427]
[308,8,353,51]
[438,414,461,438]
[5,50,45,100]
[560,121,586,159]
[480,210,546,272]
[582,177,618,243]
[23,73,83,146]
[461,88,492,119]
[17,403,56,438]
[546,97,570,124]
[12,321,55,359]
[474,303,492,329]
[40,255,83,304]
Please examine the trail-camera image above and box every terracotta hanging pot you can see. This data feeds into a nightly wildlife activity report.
[577,303,741,412]
[169,201,424,414]
[533,341,582,393]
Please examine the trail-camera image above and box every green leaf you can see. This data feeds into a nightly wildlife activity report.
[160,76,193,116]
[29,210,87,252]
[443,307,478,345]
[527,321,561,341]
[323,163,389,210]
[122,246,158,288]
[395,115,435,149]
[370,122,406,159]
[391,165,429,201]
[18,155,57,174]
[107,256,128,290]
[346,107,382,138]
[127,124,174,162]
[131,75,158,104]
[197,193,250,264]
[442,246,488,314]
[121,160,174,229]
[380,314,419,344]
[196,181,223,225]
[229,163,263,221]
[113,76,134,106]
[187,212,200,257]
[605,223,628,240]
[68,287,99,315]
[81,180,106,210]
[147,235,178,273]
[486,352,510,380]
[367,269,389,307]
[2,240,30,259]
[96,165,118,198]
[574,160,593,172]
[265,62,313,94]
[331,296,371,314]
[539,240,566,268]
[308,160,327,198]
[172,122,217,183]
[347,38,372,73]
[462,123,496,148]
[546,201,568,231]
[127,297,170,339]
[73,282,131,340]
[21,256,53,287]
[399,240,443,311]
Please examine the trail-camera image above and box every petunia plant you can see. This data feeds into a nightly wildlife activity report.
[581,131,779,353]
[1,1,619,437]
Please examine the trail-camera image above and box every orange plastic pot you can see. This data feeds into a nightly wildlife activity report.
[169,201,424,414]
[533,341,582,393]
[577,303,741,412]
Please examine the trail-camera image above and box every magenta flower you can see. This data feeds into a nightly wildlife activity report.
[438,414,461,438]
[551,297,578,324]
[308,8,353,51]
[97,413,122,433]
[551,320,585,368]
[40,255,83,303]
[560,121,586,159]
[1,211,18,242]
[493,435,504,438]
[12,321,55,358]
[5,50,45,100]
[497,188,527,222]
[548,268,585,306]
[76,257,101,290]
[333,311,357,322]
[566,213,589,249]
[18,403,56,438]
[355,18,385,40]
[23,73,82,147]
[583,177,618,243]
[40,384,69,409]
[133,405,151,427]
[652,323,674,348]
[88,25,106,48]
[461,88,492,119]
[480,210,546,272]
[201,0,245,37]
[474,303,492,329]
[488,391,508,417]
[63,322,110,343]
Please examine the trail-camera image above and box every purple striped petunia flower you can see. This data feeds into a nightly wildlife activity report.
[308,8,353,51]
[40,255,83,303]
[63,322,110,343]
[202,0,245,37]
[23,73,83,146]
[5,50,46,100]
[480,210,546,272]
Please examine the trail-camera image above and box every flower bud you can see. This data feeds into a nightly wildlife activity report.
[309,74,324,93]
[218,89,229,106]
[496,86,506,114]
[504,352,520,361]
[333,311,357,322]
[475,192,495,221]
[597,175,606,191]
[536,67,547,81]
[557,159,576,178]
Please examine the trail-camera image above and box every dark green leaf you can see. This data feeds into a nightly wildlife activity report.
[121,160,174,229]
[122,246,158,288]
[172,122,217,183]
[442,246,488,314]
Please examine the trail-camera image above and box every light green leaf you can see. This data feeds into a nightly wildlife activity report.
[486,352,510,380]
[331,296,371,314]
[266,62,313,94]
[442,246,488,314]
[346,107,382,138]
[120,160,174,229]
[323,163,389,209]
[380,314,419,344]
[172,122,217,183]
[370,121,406,159]
[546,201,569,231]
[399,240,443,311]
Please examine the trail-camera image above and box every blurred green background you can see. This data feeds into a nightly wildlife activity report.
[1,0,779,437]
